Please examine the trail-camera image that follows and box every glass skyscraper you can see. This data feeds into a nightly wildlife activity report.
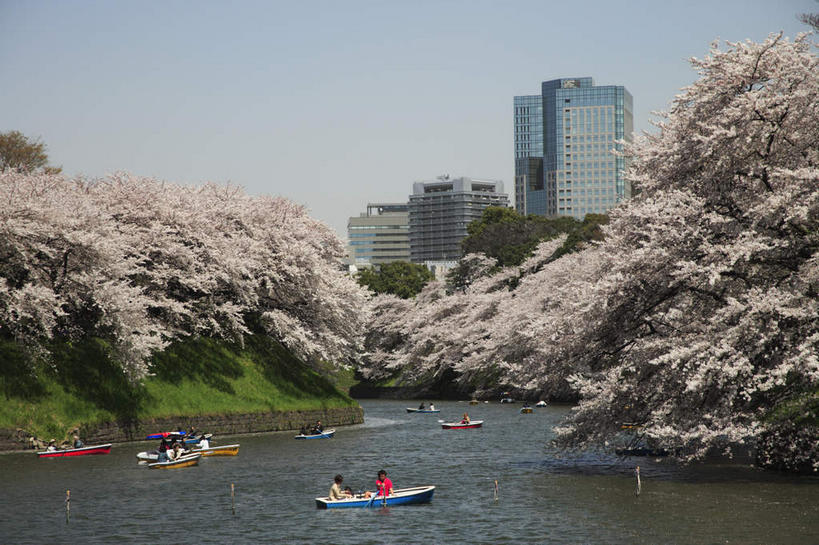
[514,77,633,218]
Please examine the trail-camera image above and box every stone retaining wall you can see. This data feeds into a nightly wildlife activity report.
[0,405,363,451]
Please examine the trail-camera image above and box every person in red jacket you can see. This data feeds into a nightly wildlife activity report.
[375,470,393,497]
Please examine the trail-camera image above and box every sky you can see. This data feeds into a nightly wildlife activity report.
[0,0,815,238]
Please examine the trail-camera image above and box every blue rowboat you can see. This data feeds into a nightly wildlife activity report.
[294,429,335,440]
[406,408,440,413]
[145,431,186,440]
[315,486,435,509]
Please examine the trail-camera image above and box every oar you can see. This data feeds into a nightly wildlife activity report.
[365,491,376,508]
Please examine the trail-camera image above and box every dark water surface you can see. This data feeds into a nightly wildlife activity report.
[1,400,817,544]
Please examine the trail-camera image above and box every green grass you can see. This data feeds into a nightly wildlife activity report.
[0,334,357,441]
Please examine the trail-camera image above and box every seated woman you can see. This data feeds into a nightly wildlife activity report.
[460,413,470,424]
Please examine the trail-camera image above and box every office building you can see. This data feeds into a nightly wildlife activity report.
[408,176,508,264]
[346,203,410,267]
[514,77,633,218]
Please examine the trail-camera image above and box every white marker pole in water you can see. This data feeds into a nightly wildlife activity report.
[635,466,641,497]
[494,479,499,502]
[231,483,235,515]
[65,489,70,524]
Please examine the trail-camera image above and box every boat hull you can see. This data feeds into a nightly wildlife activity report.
[316,486,435,509]
[193,444,240,457]
[148,453,201,469]
[406,408,440,413]
[294,429,335,440]
[37,444,112,458]
[441,421,483,429]
[520,408,533,414]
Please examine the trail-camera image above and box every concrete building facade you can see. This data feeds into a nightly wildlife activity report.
[408,176,508,264]
[346,203,410,267]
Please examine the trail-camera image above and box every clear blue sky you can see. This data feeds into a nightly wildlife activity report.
[1,0,814,236]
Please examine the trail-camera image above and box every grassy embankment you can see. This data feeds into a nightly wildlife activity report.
[0,335,356,441]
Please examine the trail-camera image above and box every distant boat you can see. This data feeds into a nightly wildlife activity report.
[441,420,483,429]
[469,399,479,405]
[37,444,112,458]
[316,486,435,509]
[145,431,186,440]
[520,407,533,414]
[500,398,514,404]
[406,408,440,413]
[148,453,201,469]
[294,429,335,440]
[193,444,240,457]
[535,401,548,407]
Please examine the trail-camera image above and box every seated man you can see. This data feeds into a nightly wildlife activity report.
[329,474,353,500]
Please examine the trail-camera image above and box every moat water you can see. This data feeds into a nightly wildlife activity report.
[1,400,817,544]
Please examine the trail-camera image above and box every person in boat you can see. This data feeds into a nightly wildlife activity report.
[418,402,425,410]
[429,402,435,411]
[157,438,170,462]
[187,425,198,440]
[167,442,184,461]
[46,439,57,452]
[197,435,210,449]
[460,413,470,424]
[72,434,84,448]
[299,425,308,436]
[311,421,323,435]
[329,474,353,500]
[375,470,393,497]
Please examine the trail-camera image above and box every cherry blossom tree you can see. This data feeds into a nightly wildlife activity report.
[0,171,367,381]
[360,33,818,467]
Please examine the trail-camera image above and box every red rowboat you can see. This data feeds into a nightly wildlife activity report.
[37,444,112,458]
[441,420,483,429]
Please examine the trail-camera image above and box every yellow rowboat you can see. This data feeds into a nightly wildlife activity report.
[193,444,240,457]
[148,453,201,469]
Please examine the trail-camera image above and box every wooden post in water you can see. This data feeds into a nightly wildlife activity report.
[494,479,499,502]
[635,466,641,497]
[65,489,70,524]
[231,483,235,515]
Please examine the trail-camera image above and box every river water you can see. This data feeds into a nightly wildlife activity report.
[1,400,817,544]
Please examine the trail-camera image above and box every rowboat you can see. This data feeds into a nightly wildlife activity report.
[294,429,335,440]
[406,408,440,413]
[192,444,240,457]
[520,407,533,414]
[315,486,435,509]
[500,397,514,404]
[148,453,201,469]
[441,420,483,429]
[145,431,186,440]
[37,444,112,458]
[182,433,212,445]
[535,400,548,407]
[136,450,160,462]
[469,399,479,405]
